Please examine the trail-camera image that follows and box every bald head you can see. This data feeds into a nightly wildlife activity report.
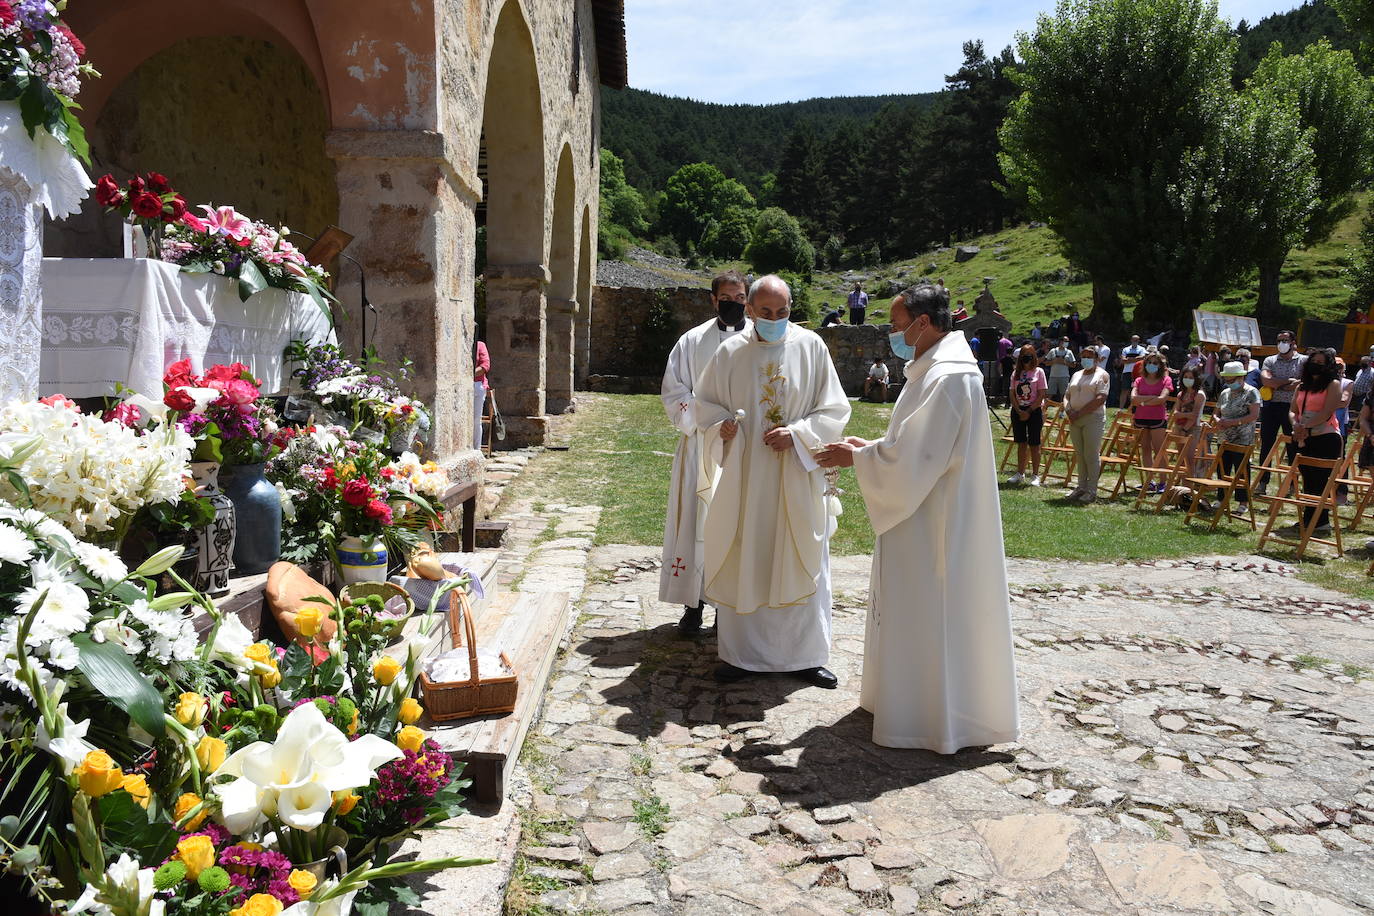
[747,274,792,321]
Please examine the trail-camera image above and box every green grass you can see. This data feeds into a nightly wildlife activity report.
[503,394,1374,598]
[632,796,670,839]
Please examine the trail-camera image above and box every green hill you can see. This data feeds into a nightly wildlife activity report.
[1235,0,1362,81]
[797,194,1369,335]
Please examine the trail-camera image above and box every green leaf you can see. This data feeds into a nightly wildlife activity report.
[237,259,268,302]
[280,642,313,689]
[95,790,176,864]
[71,634,167,737]
[301,278,335,328]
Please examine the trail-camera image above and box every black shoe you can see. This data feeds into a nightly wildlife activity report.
[678,604,704,636]
[714,662,753,683]
[794,666,838,689]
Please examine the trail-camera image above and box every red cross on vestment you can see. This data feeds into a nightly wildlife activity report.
[671,558,686,577]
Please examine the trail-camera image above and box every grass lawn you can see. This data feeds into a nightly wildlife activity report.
[502,394,1374,597]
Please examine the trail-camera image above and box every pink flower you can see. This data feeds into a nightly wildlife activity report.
[38,394,79,411]
[103,402,143,427]
[219,378,260,407]
[342,478,372,507]
[180,211,209,233]
[199,205,253,243]
[364,500,393,524]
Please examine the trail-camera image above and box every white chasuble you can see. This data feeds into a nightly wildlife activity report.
[695,323,850,671]
[659,317,750,606]
[851,332,1019,752]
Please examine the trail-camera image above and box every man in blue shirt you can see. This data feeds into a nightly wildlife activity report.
[848,282,868,325]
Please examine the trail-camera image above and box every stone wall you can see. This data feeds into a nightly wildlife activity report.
[587,285,715,392]
[816,324,907,398]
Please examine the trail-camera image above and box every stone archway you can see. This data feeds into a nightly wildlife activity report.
[574,204,593,389]
[545,145,577,414]
[481,0,549,445]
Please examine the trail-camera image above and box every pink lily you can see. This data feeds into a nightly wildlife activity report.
[199,205,253,243]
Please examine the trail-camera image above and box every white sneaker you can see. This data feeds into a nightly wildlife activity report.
[1028,475,1042,487]
[1007,473,1024,485]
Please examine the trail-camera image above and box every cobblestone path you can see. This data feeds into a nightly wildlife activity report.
[509,548,1374,915]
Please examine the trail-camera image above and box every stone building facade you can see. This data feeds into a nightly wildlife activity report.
[52,0,627,462]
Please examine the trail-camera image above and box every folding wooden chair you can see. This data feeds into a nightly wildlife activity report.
[1133,431,1192,512]
[480,388,496,457]
[1256,454,1348,560]
[1182,440,1257,531]
[1251,431,1292,501]
[1336,431,1373,532]
[1097,418,1142,499]
[1037,405,1075,482]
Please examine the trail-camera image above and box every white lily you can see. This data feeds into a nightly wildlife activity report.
[212,702,402,834]
[120,394,169,425]
[35,703,94,773]
[208,614,254,672]
[282,889,358,916]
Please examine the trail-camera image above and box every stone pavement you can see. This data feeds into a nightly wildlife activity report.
[509,548,1374,915]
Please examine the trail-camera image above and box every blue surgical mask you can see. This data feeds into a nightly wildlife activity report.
[889,329,915,361]
[755,317,789,343]
[1145,362,1160,374]
[1230,380,1244,390]
[1082,357,1095,371]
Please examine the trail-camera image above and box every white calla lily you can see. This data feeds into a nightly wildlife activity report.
[282,889,358,916]
[212,702,402,834]
[209,614,254,672]
[121,393,169,424]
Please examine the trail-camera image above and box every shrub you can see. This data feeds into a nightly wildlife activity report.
[746,207,815,275]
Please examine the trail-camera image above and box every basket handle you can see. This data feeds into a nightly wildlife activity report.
[445,587,480,687]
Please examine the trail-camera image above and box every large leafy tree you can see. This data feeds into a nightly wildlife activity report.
[999,0,1310,329]
[657,162,756,252]
[1246,41,1374,322]
[745,207,815,275]
[598,149,649,257]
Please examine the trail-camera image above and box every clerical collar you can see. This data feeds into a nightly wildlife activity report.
[717,317,746,333]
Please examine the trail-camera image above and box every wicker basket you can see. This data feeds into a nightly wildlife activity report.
[339,581,414,642]
[419,588,518,721]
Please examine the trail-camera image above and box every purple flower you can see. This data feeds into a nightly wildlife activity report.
[16,0,52,31]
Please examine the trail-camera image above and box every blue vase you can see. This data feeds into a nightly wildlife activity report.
[222,462,281,576]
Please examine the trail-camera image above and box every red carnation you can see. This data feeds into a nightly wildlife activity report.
[342,478,372,507]
[321,467,338,490]
[0,3,15,28]
[131,193,163,220]
[364,500,393,524]
[163,388,195,412]
[57,24,85,59]
[95,174,124,209]
[147,172,171,195]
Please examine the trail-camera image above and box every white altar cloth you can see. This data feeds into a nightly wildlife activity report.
[38,258,334,399]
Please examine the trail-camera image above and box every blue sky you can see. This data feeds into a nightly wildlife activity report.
[624,0,1305,104]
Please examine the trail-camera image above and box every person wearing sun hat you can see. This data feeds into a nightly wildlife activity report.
[1204,360,1261,514]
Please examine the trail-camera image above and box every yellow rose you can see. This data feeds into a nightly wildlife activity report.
[174,792,209,830]
[347,707,358,736]
[120,773,150,808]
[396,725,425,753]
[230,894,284,916]
[398,697,423,725]
[243,643,273,666]
[287,869,318,899]
[74,750,123,798]
[258,661,282,689]
[174,692,206,728]
[372,656,402,686]
[333,790,360,816]
[195,736,227,773]
[175,834,215,880]
[295,605,325,638]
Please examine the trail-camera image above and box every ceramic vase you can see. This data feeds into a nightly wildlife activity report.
[335,535,388,585]
[189,461,235,596]
[222,462,282,575]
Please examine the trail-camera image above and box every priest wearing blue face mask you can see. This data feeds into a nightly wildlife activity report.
[693,275,851,688]
[815,285,1019,751]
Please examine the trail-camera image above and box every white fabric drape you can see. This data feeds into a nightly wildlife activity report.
[0,102,92,221]
[0,167,43,400]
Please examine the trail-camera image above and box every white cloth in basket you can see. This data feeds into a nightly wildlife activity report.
[426,647,510,683]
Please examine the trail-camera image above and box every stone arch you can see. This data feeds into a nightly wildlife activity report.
[481,0,550,442]
[546,144,578,413]
[574,204,593,388]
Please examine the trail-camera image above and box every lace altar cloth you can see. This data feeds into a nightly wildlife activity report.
[0,167,42,400]
[38,258,335,399]
[0,102,92,220]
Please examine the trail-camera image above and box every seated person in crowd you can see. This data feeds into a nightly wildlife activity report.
[863,356,890,402]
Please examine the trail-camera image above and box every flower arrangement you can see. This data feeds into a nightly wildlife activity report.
[95,171,192,241]
[161,205,335,321]
[0,396,192,541]
[285,343,431,450]
[0,0,98,160]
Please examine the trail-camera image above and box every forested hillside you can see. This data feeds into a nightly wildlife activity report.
[1235,0,1360,78]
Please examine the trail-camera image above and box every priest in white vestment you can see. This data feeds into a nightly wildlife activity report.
[660,270,752,634]
[818,284,1019,751]
[694,275,851,688]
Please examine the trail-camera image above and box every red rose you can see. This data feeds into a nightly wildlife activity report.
[128,177,146,194]
[379,466,395,479]
[364,500,393,524]
[400,404,413,415]
[163,358,195,389]
[95,174,124,209]
[219,378,259,407]
[102,402,143,427]
[163,388,195,412]
[321,467,338,490]
[147,172,171,195]
[342,478,372,507]
[131,193,163,220]
[203,362,252,384]
[165,195,187,221]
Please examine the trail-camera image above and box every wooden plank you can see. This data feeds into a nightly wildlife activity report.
[427,590,573,803]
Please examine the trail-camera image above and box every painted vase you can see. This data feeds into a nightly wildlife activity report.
[221,462,282,576]
[335,535,388,585]
[189,461,235,596]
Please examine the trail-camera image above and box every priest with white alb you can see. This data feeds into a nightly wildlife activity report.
[694,274,850,688]
[818,283,1019,751]
[660,270,752,635]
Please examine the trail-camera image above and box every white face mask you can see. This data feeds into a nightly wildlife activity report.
[1182,378,1195,388]
[1278,342,1291,354]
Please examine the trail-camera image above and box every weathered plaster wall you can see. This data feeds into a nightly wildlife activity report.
[46,36,337,258]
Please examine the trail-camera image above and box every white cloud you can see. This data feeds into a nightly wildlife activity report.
[624,0,1309,104]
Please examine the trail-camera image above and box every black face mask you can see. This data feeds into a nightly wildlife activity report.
[717,299,745,327]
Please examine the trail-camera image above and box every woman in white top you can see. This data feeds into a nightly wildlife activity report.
[1063,345,1111,503]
